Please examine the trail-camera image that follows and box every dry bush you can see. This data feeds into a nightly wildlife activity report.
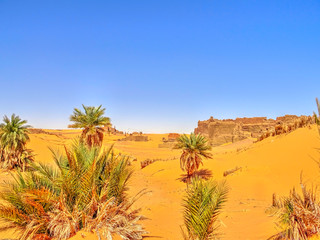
[275,124,284,135]
[315,98,320,135]
[0,148,34,171]
[223,166,242,177]
[287,124,294,132]
[140,159,157,169]
[267,184,320,240]
[258,134,265,141]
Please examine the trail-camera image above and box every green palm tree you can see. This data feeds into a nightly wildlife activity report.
[175,133,212,177]
[0,142,146,239]
[181,177,228,240]
[0,114,33,170]
[68,105,110,147]
[0,114,31,152]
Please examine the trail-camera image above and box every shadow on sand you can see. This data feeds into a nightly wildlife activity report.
[177,168,213,183]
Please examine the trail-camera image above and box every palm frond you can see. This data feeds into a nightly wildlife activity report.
[267,183,320,239]
[0,141,145,239]
[68,105,111,147]
[182,177,228,240]
[0,114,33,170]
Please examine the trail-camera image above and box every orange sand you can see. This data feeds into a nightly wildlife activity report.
[0,126,320,239]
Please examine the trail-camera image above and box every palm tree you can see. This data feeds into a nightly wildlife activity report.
[314,98,320,134]
[0,114,33,170]
[0,142,146,239]
[68,105,110,147]
[267,183,320,239]
[181,177,228,240]
[175,133,212,177]
[0,114,31,151]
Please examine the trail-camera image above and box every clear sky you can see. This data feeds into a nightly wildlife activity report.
[0,1,319,133]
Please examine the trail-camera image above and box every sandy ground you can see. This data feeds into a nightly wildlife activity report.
[0,126,320,239]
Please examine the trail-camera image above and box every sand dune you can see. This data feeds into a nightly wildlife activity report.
[0,126,319,239]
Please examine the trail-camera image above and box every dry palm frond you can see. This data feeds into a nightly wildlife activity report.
[182,177,228,240]
[47,197,80,240]
[267,183,320,240]
[85,197,147,240]
[0,147,34,171]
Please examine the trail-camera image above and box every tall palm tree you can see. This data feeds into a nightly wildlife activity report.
[181,177,228,240]
[0,114,31,151]
[175,133,212,177]
[68,105,110,147]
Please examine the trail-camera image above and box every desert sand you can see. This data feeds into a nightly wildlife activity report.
[1,125,320,239]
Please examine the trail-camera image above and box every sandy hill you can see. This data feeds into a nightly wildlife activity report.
[0,126,320,239]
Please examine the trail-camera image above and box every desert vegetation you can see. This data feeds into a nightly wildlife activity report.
[181,177,228,240]
[314,98,320,134]
[0,101,319,239]
[264,98,320,239]
[0,141,146,240]
[267,183,320,240]
[258,116,313,141]
[175,133,212,178]
[176,134,229,239]
[68,105,110,147]
[0,114,34,170]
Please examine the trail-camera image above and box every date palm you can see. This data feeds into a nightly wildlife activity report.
[0,114,33,170]
[68,105,110,147]
[0,142,146,239]
[181,177,228,240]
[175,133,212,177]
[0,114,31,151]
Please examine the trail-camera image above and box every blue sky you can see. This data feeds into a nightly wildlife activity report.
[0,0,319,133]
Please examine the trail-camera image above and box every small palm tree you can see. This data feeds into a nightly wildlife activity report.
[267,183,320,240]
[314,98,320,134]
[181,177,228,240]
[0,114,31,151]
[175,133,212,177]
[68,105,110,147]
[0,114,33,170]
[0,142,146,239]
